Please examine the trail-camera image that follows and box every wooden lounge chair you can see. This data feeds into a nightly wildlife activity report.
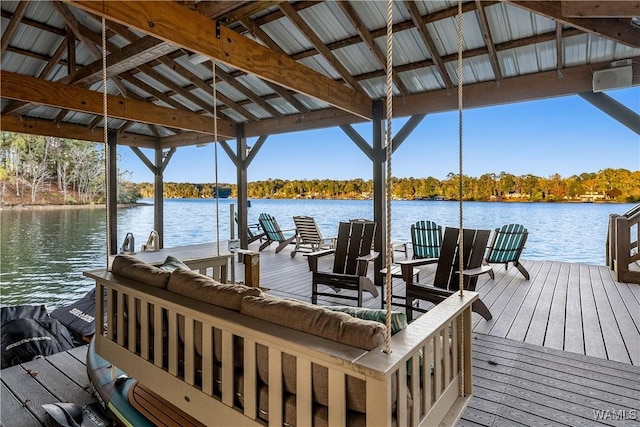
[307,220,379,307]
[290,215,335,258]
[234,212,265,244]
[411,220,443,259]
[485,223,530,280]
[398,226,493,321]
[257,213,296,253]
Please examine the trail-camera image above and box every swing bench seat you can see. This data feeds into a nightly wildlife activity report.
[85,255,479,427]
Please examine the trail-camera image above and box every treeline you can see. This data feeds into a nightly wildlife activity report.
[136,169,640,202]
[1,132,138,205]
[2,133,638,204]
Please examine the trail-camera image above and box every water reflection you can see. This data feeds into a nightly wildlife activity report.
[0,200,633,309]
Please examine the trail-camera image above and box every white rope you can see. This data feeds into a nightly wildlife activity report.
[212,61,220,256]
[456,0,466,398]
[383,0,394,355]
[101,16,110,265]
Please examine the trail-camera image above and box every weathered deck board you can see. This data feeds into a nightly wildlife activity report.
[462,334,640,427]
[240,242,640,366]
[3,245,640,427]
[0,346,95,426]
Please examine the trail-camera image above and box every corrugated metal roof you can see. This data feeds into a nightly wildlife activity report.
[1,0,638,144]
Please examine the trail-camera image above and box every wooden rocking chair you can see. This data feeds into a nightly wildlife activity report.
[290,215,335,258]
[307,220,379,307]
[398,226,493,321]
[257,213,296,253]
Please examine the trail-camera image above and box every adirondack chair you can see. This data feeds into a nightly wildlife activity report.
[307,220,379,307]
[234,212,265,244]
[398,227,493,321]
[257,213,296,253]
[411,220,443,260]
[290,215,335,258]
[485,223,530,280]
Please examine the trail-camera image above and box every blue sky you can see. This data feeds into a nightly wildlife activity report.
[119,87,639,184]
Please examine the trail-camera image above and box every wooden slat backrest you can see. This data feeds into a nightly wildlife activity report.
[433,227,491,291]
[486,223,528,263]
[333,221,376,275]
[293,215,322,244]
[258,213,285,241]
[411,220,443,259]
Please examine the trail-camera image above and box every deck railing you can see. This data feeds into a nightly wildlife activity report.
[86,269,477,426]
[606,204,640,284]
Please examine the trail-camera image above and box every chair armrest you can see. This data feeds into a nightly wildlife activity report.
[461,265,493,278]
[356,251,379,262]
[397,257,438,268]
[305,249,336,272]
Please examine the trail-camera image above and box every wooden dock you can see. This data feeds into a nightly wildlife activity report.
[2,243,639,426]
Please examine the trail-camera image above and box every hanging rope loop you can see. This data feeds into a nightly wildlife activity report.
[101,16,110,264]
[383,0,394,355]
[456,0,466,398]
[212,61,220,256]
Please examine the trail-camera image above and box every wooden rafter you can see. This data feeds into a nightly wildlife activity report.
[0,71,236,138]
[508,1,640,48]
[556,23,564,76]
[279,2,367,97]
[51,2,128,96]
[403,0,454,90]
[66,36,177,87]
[65,0,373,119]
[0,114,157,147]
[1,1,30,54]
[561,1,640,18]
[337,1,409,96]
[474,0,503,83]
[196,1,284,24]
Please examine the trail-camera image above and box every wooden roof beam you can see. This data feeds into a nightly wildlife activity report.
[561,1,640,18]
[0,114,157,147]
[1,71,236,138]
[65,0,373,120]
[508,1,640,48]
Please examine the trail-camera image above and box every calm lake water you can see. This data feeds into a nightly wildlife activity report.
[1,199,635,310]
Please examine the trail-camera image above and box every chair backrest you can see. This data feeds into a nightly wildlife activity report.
[258,213,286,242]
[411,220,443,259]
[486,223,528,264]
[293,215,323,245]
[433,227,491,291]
[333,220,376,276]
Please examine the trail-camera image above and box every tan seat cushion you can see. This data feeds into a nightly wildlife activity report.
[167,269,262,311]
[111,255,171,288]
[240,296,385,350]
[167,269,262,359]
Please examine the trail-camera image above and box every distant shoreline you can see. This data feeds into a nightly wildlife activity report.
[0,199,624,211]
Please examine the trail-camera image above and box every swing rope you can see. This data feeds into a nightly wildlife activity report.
[101,16,110,265]
[456,0,466,398]
[212,61,220,256]
[383,0,394,355]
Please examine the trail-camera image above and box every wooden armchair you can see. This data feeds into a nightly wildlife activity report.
[485,223,530,280]
[290,215,335,258]
[257,213,296,253]
[398,226,493,321]
[307,220,379,307]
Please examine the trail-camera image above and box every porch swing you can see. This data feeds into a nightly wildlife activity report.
[83,1,480,426]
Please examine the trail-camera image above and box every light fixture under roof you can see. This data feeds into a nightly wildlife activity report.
[188,53,209,65]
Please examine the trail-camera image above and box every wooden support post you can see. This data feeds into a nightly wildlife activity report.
[234,249,260,288]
